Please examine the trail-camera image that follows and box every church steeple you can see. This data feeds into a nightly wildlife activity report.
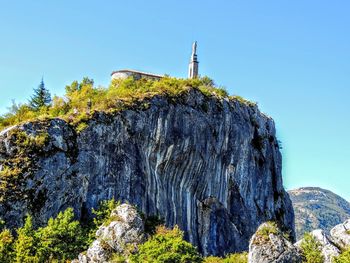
[188,41,199,79]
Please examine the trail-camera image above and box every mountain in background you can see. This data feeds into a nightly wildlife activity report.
[288,187,350,240]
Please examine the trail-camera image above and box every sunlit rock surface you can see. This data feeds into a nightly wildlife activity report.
[77,204,145,263]
[330,219,350,250]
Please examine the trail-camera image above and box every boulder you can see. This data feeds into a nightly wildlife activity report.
[295,229,340,263]
[330,219,350,249]
[248,222,302,263]
[77,204,145,263]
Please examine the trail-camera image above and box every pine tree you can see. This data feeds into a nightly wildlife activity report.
[14,215,39,263]
[35,208,85,261]
[0,228,14,263]
[29,79,51,111]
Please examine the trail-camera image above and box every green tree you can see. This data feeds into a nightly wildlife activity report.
[130,225,202,263]
[204,253,248,263]
[300,232,324,263]
[0,228,14,263]
[65,77,94,94]
[14,215,39,263]
[29,79,51,110]
[35,208,85,262]
[92,198,120,228]
[85,198,120,244]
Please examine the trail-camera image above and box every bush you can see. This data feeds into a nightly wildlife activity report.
[299,232,324,263]
[0,228,14,263]
[204,252,248,263]
[35,208,86,261]
[0,76,233,131]
[85,198,120,243]
[14,215,39,263]
[129,225,202,263]
[0,208,87,263]
[222,253,248,263]
[0,129,49,202]
[334,247,350,263]
[255,221,278,241]
[109,253,127,263]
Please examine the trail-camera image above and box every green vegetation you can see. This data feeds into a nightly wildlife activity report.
[0,198,252,262]
[0,129,49,203]
[13,215,38,262]
[144,215,165,235]
[34,208,86,261]
[0,228,14,263]
[129,225,202,263]
[0,76,257,132]
[109,253,127,263]
[252,221,291,246]
[203,252,248,263]
[254,221,278,243]
[84,198,121,244]
[334,247,350,263]
[230,95,257,107]
[29,79,52,111]
[0,209,85,263]
[0,199,121,262]
[299,233,324,263]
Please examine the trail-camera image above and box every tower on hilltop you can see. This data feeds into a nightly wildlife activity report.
[188,41,199,79]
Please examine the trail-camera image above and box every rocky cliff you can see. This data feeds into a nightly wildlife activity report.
[248,219,350,263]
[0,88,294,256]
[288,187,350,240]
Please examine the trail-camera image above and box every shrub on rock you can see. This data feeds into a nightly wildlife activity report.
[78,203,145,263]
[248,222,302,263]
[129,225,202,263]
[295,230,340,263]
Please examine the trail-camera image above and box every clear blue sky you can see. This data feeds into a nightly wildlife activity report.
[1,1,349,200]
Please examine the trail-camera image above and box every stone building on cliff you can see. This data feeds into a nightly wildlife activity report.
[111,41,199,80]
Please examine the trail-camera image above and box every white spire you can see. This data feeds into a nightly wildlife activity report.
[188,41,199,79]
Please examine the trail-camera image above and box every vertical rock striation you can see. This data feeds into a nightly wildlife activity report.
[0,88,295,256]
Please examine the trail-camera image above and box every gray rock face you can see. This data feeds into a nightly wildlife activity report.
[78,204,145,263]
[288,187,350,240]
[0,89,295,256]
[330,219,350,250]
[248,222,302,263]
[295,229,340,263]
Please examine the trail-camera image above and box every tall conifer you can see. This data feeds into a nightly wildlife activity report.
[29,79,51,110]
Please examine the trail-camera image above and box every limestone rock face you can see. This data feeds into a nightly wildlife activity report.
[248,223,302,263]
[78,204,145,263]
[330,219,350,250]
[0,89,295,256]
[295,229,340,263]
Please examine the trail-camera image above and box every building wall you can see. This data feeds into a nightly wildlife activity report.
[112,71,162,81]
[111,72,133,80]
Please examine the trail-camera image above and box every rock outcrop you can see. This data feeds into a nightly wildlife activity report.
[295,229,340,263]
[248,222,302,263]
[288,187,350,240]
[0,88,295,256]
[330,219,350,250]
[249,218,350,263]
[77,204,145,263]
